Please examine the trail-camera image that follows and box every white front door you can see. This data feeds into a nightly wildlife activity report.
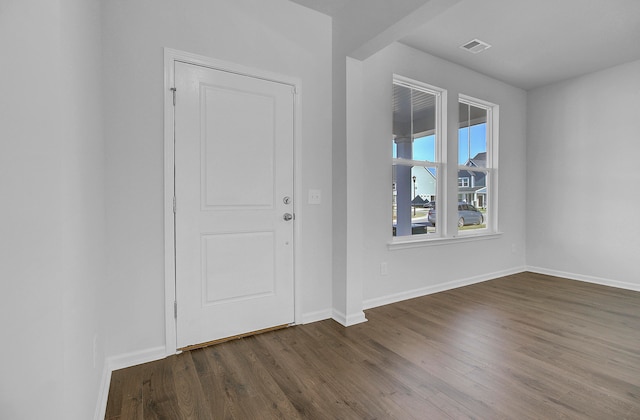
[174,61,295,349]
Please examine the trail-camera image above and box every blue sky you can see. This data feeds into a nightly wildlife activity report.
[458,123,487,164]
[393,123,487,164]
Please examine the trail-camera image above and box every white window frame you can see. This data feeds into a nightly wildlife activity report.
[456,94,499,236]
[391,75,446,242]
[388,82,501,249]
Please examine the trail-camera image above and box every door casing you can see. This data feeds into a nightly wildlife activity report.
[163,48,302,355]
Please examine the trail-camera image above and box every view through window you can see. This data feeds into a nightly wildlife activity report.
[457,97,494,232]
[392,79,442,237]
[392,76,498,240]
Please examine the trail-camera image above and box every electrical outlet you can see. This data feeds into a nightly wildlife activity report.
[308,189,321,205]
[380,262,388,276]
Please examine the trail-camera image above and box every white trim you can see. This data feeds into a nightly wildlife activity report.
[332,309,368,327]
[163,48,303,355]
[392,75,447,237]
[459,94,495,110]
[301,308,333,324]
[163,49,178,356]
[388,231,503,250]
[292,73,304,328]
[526,266,640,292]
[363,266,526,310]
[106,346,168,372]
[458,94,499,234]
[94,361,111,420]
[393,74,444,96]
[94,346,168,420]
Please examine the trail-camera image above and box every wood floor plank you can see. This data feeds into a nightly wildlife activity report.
[141,357,182,420]
[308,320,453,419]
[294,321,435,419]
[363,309,527,419]
[214,337,298,419]
[105,272,640,419]
[258,324,396,419]
[189,346,238,419]
[171,353,211,419]
[107,363,148,420]
[105,371,124,419]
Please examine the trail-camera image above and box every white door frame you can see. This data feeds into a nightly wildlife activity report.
[163,48,302,355]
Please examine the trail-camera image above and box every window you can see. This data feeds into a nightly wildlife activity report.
[392,77,443,237]
[391,77,498,243]
[458,96,497,232]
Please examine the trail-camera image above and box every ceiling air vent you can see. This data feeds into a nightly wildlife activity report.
[460,39,491,54]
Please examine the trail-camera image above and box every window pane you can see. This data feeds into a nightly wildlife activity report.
[457,169,487,230]
[393,81,439,237]
[413,135,435,162]
[458,98,491,232]
[392,165,437,236]
[393,84,437,161]
[458,102,487,165]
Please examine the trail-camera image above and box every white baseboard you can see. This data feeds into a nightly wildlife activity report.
[332,308,368,326]
[94,346,168,420]
[301,308,333,324]
[106,345,167,372]
[526,266,640,292]
[302,308,368,327]
[363,266,526,310]
[94,361,112,420]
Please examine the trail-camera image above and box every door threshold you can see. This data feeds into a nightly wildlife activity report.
[178,323,292,352]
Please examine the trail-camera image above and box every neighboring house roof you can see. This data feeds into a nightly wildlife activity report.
[420,166,437,178]
[466,152,486,168]
[458,151,487,187]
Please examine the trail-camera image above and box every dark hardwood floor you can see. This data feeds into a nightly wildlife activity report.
[105,272,640,419]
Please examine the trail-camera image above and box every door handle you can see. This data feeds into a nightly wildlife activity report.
[283,213,293,221]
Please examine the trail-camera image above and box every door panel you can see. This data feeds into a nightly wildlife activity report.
[174,61,295,349]
[201,232,275,304]
[201,84,275,208]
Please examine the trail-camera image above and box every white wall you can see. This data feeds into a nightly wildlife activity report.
[330,0,468,324]
[0,1,106,419]
[526,59,640,290]
[101,0,333,358]
[4,0,635,416]
[351,43,527,307]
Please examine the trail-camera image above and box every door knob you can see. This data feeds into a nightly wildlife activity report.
[283,213,293,221]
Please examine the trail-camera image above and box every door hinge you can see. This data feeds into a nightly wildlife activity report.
[171,87,177,106]
[174,301,177,319]
[173,196,176,213]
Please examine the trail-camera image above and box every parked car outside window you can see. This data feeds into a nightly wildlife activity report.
[427,202,484,228]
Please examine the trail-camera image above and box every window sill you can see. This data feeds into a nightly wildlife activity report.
[387,231,503,250]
